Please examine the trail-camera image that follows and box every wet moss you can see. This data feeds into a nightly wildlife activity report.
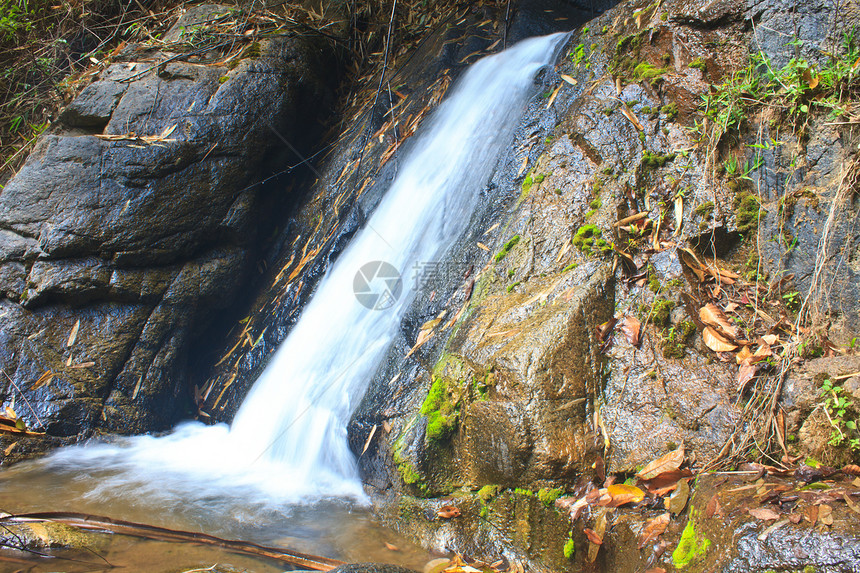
[218,75,229,84]
[521,173,545,198]
[689,57,707,71]
[672,510,711,568]
[573,225,610,256]
[478,484,500,502]
[421,377,457,442]
[563,537,576,559]
[393,442,428,496]
[537,487,564,507]
[694,200,714,219]
[642,150,676,170]
[514,487,534,497]
[633,62,667,83]
[733,191,764,236]
[650,298,674,326]
[660,102,679,120]
[662,321,696,359]
[494,235,521,262]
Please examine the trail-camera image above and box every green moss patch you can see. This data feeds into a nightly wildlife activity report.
[572,224,610,256]
[672,512,711,568]
[421,377,458,442]
[642,150,676,170]
[733,191,764,236]
[537,487,564,507]
[494,235,521,262]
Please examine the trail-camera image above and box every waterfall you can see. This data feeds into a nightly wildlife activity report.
[20,32,568,509]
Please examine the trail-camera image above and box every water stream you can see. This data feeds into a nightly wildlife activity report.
[0,33,568,569]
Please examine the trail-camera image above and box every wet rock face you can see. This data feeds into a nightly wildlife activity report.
[0,23,337,441]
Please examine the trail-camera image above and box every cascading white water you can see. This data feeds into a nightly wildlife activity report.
[9,32,568,510]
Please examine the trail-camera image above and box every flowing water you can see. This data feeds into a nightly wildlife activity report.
[0,33,568,570]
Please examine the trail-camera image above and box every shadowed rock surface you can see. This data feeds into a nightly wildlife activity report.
[0,22,337,439]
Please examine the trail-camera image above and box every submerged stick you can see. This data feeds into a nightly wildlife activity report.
[0,512,345,571]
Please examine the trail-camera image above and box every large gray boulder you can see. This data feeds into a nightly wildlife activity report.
[0,30,337,440]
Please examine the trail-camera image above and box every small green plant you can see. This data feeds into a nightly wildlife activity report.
[495,235,521,262]
[537,487,564,507]
[563,537,575,559]
[570,43,586,67]
[819,378,859,451]
[782,290,800,310]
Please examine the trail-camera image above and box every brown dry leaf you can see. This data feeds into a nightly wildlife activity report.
[737,362,757,389]
[705,494,724,518]
[587,511,607,563]
[750,343,772,363]
[819,504,833,526]
[560,74,577,85]
[703,326,738,352]
[641,469,694,493]
[360,424,377,456]
[583,528,603,545]
[843,493,860,515]
[762,334,780,345]
[437,505,461,519]
[605,483,645,506]
[31,370,53,391]
[804,504,819,525]
[667,479,690,514]
[749,507,780,521]
[638,512,670,548]
[67,319,81,347]
[644,569,667,573]
[620,316,642,347]
[619,105,644,131]
[736,346,752,364]
[679,249,705,281]
[842,464,860,476]
[788,513,803,524]
[476,242,490,252]
[699,304,737,338]
[384,542,399,551]
[3,440,17,455]
[637,447,685,480]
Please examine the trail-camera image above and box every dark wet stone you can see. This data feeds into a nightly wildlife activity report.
[0,25,339,442]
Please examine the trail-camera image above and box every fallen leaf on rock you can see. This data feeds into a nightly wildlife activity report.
[560,74,577,85]
[583,528,603,545]
[67,319,80,347]
[819,504,833,526]
[705,494,724,518]
[604,483,645,506]
[644,569,666,573]
[437,506,461,519]
[640,469,694,494]
[762,334,779,345]
[668,479,690,514]
[844,494,860,514]
[843,464,860,476]
[31,370,53,391]
[703,326,738,352]
[638,512,670,548]
[804,504,819,525]
[587,511,607,563]
[788,513,802,524]
[737,363,757,389]
[757,518,789,541]
[637,447,685,480]
[699,303,737,338]
[621,316,642,347]
[384,542,398,551]
[749,507,780,521]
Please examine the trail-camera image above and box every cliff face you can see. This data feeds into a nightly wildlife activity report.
[345,0,860,570]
